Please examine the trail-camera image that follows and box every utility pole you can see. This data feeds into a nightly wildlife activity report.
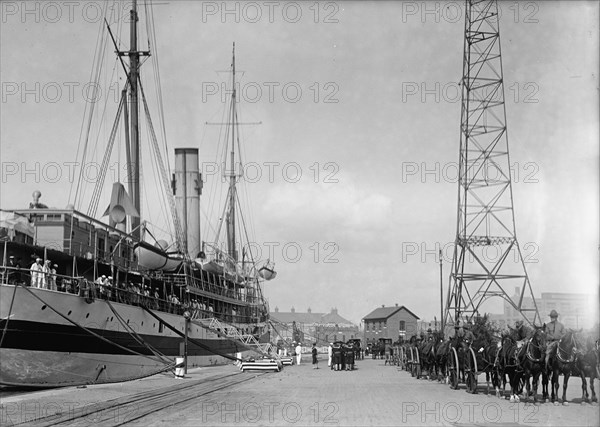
[439,249,444,333]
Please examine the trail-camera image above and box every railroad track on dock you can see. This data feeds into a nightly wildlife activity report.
[22,371,267,427]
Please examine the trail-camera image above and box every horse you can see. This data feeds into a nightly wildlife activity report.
[434,338,449,383]
[419,335,438,380]
[465,336,501,395]
[571,336,599,404]
[495,334,524,401]
[549,329,586,405]
[516,325,549,404]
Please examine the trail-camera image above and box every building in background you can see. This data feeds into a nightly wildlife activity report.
[270,307,359,345]
[488,287,598,330]
[362,304,419,344]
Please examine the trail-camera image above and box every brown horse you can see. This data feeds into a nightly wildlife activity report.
[419,332,441,380]
[571,337,598,404]
[434,336,449,382]
[496,335,524,401]
[549,329,586,405]
[516,325,549,404]
[463,335,500,395]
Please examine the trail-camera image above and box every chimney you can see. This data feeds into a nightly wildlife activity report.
[395,303,398,307]
[174,148,202,257]
[291,307,295,313]
[381,304,385,308]
[331,307,338,315]
[307,307,312,313]
[274,306,279,313]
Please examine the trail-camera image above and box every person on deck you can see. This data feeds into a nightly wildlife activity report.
[4,256,20,285]
[41,260,51,289]
[30,258,43,288]
[48,263,58,290]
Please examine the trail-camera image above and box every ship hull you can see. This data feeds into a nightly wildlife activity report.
[0,285,248,388]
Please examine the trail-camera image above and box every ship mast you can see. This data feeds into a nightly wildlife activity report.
[227,43,238,262]
[129,0,141,241]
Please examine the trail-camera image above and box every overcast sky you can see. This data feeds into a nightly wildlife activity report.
[1,1,598,325]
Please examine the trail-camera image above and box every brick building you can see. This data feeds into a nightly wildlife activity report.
[270,307,359,345]
[362,304,419,344]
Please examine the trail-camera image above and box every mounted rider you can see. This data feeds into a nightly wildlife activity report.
[544,309,565,369]
[458,322,475,351]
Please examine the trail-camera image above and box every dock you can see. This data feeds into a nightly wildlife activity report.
[1,358,598,426]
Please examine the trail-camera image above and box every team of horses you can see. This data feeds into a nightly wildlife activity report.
[393,327,599,405]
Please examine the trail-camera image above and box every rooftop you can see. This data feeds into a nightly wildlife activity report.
[363,304,419,321]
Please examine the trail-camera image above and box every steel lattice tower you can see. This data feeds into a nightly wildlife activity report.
[444,0,541,328]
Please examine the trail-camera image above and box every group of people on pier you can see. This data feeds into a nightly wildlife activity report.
[327,341,359,371]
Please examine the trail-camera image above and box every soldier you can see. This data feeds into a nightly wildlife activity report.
[544,310,565,370]
[344,343,355,370]
[332,342,342,371]
[457,323,475,351]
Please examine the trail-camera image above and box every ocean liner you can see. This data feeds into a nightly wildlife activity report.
[0,1,274,387]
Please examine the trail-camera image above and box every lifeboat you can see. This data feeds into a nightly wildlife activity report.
[134,241,182,271]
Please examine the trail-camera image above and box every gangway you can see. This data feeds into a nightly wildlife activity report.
[192,317,280,361]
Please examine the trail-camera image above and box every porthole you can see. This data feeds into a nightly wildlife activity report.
[110,317,114,321]
[67,310,72,316]
[86,313,90,318]
[127,319,129,324]
[41,305,47,310]
[141,322,144,326]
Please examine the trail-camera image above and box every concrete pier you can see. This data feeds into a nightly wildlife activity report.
[1,358,598,426]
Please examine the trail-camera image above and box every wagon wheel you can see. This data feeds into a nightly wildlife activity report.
[465,347,478,394]
[415,349,422,379]
[448,347,459,390]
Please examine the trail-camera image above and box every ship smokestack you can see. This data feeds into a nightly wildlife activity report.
[173,148,202,257]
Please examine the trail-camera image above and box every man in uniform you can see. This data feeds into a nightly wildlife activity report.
[458,323,475,351]
[30,257,43,287]
[544,309,565,370]
[295,342,302,366]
